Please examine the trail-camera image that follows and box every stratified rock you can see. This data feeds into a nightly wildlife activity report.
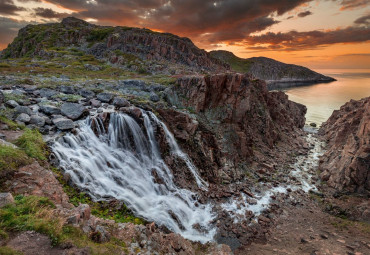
[0,193,14,208]
[319,97,370,193]
[61,103,87,120]
[53,117,74,130]
[112,97,129,107]
[97,92,114,103]
[40,105,61,115]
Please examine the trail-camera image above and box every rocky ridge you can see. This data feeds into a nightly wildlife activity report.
[210,50,335,89]
[1,17,228,75]
[319,96,370,193]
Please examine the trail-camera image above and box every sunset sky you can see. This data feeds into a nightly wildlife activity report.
[0,0,369,70]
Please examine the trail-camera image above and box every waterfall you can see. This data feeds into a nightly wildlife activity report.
[52,111,216,243]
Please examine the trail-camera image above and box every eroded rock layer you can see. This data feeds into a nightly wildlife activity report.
[319,97,370,193]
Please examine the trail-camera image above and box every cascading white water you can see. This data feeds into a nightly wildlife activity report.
[52,111,216,243]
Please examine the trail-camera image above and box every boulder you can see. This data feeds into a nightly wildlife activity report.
[53,118,74,130]
[14,105,32,116]
[0,91,4,105]
[97,92,114,103]
[60,85,75,94]
[6,100,19,108]
[16,113,31,123]
[0,193,14,208]
[61,103,87,120]
[112,97,129,107]
[89,99,101,108]
[39,88,58,98]
[149,92,160,102]
[29,115,46,127]
[79,89,95,99]
[39,105,61,115]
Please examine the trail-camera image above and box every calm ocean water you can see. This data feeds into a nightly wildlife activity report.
[283,69,370,126]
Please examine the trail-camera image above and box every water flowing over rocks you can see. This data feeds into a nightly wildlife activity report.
[319,96,370,193]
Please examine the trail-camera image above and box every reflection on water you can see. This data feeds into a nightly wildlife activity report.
[283,69,370,126]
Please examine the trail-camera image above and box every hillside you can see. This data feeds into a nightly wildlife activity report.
[210,50,335,89]
[1,17,228,75]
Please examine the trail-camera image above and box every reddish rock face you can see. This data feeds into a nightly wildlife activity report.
[319,97,370,193]
[168,73,306,163]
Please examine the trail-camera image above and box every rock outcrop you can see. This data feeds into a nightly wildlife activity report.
[319,97,370,193]
[166,73,307,173]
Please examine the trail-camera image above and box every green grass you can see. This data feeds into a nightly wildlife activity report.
[0,144,30,173]
[52,93,82,103]
[15,129,48,161]
[0,195,133,254]
[210,50,252,73]
[0,247,23,255]
[0,115,24,130]
[4,93,25,103]
[87,28,115,42]
[0,63,11,68]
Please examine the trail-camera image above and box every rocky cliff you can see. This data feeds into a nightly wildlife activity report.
[1,17,228,74]
[319,97,370,193]
[210,50,335,89]
[165,73,307,174]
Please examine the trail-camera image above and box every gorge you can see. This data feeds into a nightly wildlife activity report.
[0,17,368,255]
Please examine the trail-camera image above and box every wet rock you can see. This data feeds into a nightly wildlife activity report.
[310,122,317,127]
[29,115,45,127]
[39,105,61,115]
[97,92,114,103]
[79,89,95,99]
[112,97,129,107]
[6,100,19,108]
[53,117,74,130]
[61,103,87,120]
[89,99,101,108]
[0,193,14,208]
[16,113,30,123]
[39,88,58,98]
[150,92,160,102]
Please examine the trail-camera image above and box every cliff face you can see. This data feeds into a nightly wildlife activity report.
[2,17,228,74]
[319,97,370,193]
[210,50,335,89]
[166,73,307,168]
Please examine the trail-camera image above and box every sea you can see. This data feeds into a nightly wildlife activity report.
[282,69,370,127]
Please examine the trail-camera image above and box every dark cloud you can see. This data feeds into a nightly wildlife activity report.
[0,0,25,15]
[338,0,370,10]
[42,0,311,38]
[297,10,313,17]
[34,7,70,19]
[244,26,370,51]
[0,17,29,48]
[354,14,370,25]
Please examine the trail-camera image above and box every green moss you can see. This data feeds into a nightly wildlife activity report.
[4,93,25,103]
[51,168,145,225]
[0,144,30,172]
[52,93,82,103]
[0,63,11,68]
[0,115,24,130]
[87,28,115,42]
[15,129,48,161]
[0,247,23,255]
